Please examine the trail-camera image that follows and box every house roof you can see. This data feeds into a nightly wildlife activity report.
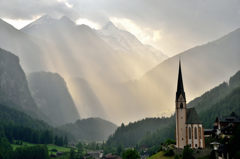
[219,112,240,123]
[186,108,202,124]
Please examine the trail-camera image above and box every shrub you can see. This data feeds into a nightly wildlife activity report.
[164,149,174,156]
[182,145,195,159]
[122,149,140,159]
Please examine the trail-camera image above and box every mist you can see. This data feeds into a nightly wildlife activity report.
[0,13,240,125]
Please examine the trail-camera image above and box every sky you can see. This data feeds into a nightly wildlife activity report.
[1,0,240,56]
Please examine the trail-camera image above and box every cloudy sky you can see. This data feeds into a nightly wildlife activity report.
[1,0,240,56]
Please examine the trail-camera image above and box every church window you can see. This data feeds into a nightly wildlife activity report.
[180,103,183,109]
[199,127,202,139]
[189,127,191,139]
[195,127,197,139]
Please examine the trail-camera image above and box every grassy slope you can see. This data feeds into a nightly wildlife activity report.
[148,151,174,159]
[11,142,71,155]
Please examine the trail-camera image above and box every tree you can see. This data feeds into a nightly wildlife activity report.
[117,144,123,155]
[0,137,13,159]
[13,145,49,159]
[76,142,84,159]
[69,148,76,159]
[64,136,68,146]
[122,149,140,159]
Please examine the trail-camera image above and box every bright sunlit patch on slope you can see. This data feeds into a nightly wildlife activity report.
[76,18,101,29]
[2,18,39,30]
[110,17,163,49]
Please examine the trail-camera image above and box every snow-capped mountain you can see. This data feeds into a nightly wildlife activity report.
[1,15,170,123]
[97,21,168,64]
[22,15,76,37]
[19,15,171,121]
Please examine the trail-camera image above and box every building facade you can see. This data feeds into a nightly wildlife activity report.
[175,60,205,149]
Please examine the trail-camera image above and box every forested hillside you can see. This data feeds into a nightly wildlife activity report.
[59,118,117,142]
[188,70,240,128]
[200,87,240,128]
[0,104,68,145]
[28,72,80,126]
[106,117,175,148]
[0,48,45,121]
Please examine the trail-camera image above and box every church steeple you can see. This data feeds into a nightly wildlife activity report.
[176,60,186,101]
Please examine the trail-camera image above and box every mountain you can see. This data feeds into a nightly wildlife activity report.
[58,118,117,142]
[0,103,50,130]
[127,27,240,118]
[0,18,48,72]
[97,21,167,73]
[28,72,80,126]
[3,15,240,124]
[21,15,156,82]
[20,15,168,121]
[0,48,45,120]
[188,70,240,128]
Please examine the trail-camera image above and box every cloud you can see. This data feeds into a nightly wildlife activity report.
[0,0,240,56]
[76,18,101,29]
[0,0,77,19]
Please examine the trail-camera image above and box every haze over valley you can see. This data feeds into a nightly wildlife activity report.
[1,1,240,158]
[0,10,240,124]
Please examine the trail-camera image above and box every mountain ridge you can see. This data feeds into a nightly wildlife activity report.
[58,117,117,142]
[28,72,80,126]
[0,48,48,122]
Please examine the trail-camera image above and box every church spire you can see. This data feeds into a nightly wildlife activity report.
[176,59,186,101]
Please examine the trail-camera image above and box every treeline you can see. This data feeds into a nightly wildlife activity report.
[105,117,175,154]
[58,117,117,142]
[0,104,68,146]
[0,137,49,159]
[0,122,68,146]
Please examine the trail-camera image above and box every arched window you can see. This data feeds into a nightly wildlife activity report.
[189,127,191,139]
[199,127,202,139]
[195,127,197,139]
[180,103,183,109]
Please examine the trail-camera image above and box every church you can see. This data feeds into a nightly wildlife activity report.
[175,60,205,149]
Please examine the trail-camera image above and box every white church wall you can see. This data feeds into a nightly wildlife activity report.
[176,94,187,149]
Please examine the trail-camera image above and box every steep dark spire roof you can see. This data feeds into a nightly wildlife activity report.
[176,60,186,101]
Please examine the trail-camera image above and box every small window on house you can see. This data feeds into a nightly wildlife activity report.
[189,127,191,139]
[194,127,197,139]
[195,144,197,148]
[180,103,183,109]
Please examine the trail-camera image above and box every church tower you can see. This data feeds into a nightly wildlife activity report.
[175,60,187,149]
